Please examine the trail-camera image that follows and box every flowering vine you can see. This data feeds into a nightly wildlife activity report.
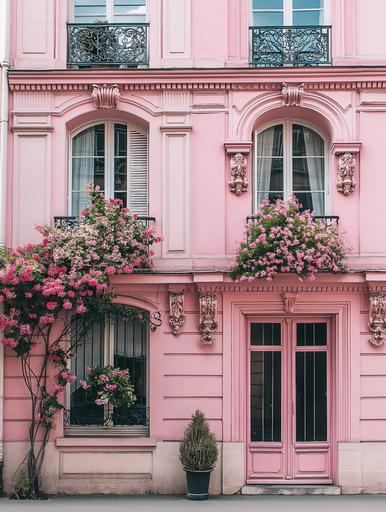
[0,185,160,498]
[231,196,348,282]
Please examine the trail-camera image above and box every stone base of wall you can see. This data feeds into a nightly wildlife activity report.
[338,442,386,494]
[3,441,245,495]
[5,441,386,495]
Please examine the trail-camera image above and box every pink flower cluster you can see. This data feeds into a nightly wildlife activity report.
[82,366,136,408]
[231,196,348,282]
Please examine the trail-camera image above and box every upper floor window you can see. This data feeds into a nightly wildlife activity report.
[254,122,327,215]
[70,121,148,217]
[251,0,325,26]
[73,0,147,23]
[68,312,149,433]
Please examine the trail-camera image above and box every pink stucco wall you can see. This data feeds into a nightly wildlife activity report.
[3,0,386,494]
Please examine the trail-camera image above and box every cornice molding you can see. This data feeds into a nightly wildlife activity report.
[8,68,386,93]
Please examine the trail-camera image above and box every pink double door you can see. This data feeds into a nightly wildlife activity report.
[247,318,334,484]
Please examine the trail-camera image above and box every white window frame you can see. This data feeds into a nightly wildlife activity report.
[251,0,330,26]
[65,313,150,436]
[68,120,149,216]
[72,0,148,23]
[253,119,331,215]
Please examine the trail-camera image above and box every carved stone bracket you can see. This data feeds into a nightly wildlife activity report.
[229,152,248,196]
[224,142,252,197]
[91,83,120,109]
[281,293,298,313]
[337,152,356,196]
[199,293,218,345]
[169,291,185,336]
[368,292,386,346]
[281,82,304,107]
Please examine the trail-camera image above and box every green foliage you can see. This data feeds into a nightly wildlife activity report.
[179,410,218,471]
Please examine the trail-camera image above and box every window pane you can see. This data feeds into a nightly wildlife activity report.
[114,0,146,22]
[293,10,324,25]
[294,0,323,8]
[114,124,127,157]
[113,315,148,426]
[297,323,327,346]
[70,316,105,426]
[292,158,324,191]
[293,125,324,157]
[296,351,327,441]
[255,126,283,207]
[252,0,283,8]
[295,192,324,215]
[74,0,106,22]
[252,11,284,26]
[251,351,281,442]
[251,323,281,346]
[72,125,105,157]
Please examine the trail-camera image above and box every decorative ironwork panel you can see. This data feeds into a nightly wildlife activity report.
[67,23,149,67]
[250,25,331,67]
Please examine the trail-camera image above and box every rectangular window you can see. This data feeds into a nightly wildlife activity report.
[69,313,148,432]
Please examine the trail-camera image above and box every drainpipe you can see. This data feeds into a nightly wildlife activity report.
[0,0,10,495]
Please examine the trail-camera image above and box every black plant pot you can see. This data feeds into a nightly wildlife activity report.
[185,470,212,500]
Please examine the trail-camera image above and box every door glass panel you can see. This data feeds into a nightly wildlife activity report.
[251,323,281,346]
[251,351,281,442]
[297,323,327,346]
[296,351,327,441]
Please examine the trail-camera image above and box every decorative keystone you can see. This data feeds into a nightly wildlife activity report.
[91,84,120,109]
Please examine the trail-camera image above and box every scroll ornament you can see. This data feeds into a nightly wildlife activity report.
[368,292,386,346]
[229,152,248,196]
[337,152,356,196]
[91,83,120,109]
[281,82,304,107]
[169,292,185,336]
[199,293,218,345]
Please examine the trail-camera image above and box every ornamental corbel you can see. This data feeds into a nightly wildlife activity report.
[368,292,386,346]
[281,293,298,313]
[229,153,248,196]
[199,293,218,345]
[91,83,120,109]
[337,152,356,196]
[281,82,304,107]
[169,291,185,336]
[224,142,252,197]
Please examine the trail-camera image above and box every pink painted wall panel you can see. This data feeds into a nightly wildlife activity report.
[361,398,386,420]
[360,420,386,441]
[161,354,223,376]
[192,0,227,63]
[162,397,222,419]
[163,375,223,397]
[361,376,386,398]
[361,355,386,376]
[191,113,226,257]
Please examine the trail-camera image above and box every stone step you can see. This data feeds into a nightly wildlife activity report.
[241,484,341,496]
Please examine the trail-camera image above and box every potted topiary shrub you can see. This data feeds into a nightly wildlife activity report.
[179,410,218,500]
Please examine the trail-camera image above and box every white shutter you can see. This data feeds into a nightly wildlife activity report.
[128,129,148,216]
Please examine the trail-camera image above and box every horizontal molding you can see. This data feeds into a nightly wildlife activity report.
[9,67,386,92]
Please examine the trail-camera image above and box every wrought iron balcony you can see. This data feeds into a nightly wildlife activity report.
[246,215,339,225]
[67,23,149,67]
[250,25,331,67]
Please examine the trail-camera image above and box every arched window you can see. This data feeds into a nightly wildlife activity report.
[254,121,327,215]
[73,0,147,23]
[70,121,148,216]
[251,0,326,26]
[68,311,149,434]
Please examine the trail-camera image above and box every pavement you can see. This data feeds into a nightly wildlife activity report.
[1,494,386,512]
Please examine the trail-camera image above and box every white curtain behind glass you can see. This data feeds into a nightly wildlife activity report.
[72,126,97,215]
[303,128,324,215]
[255,127,275,208]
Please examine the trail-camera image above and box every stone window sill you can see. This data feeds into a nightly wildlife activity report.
[56,437,157,449]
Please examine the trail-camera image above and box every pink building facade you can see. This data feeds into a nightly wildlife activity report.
[2,0,386,495]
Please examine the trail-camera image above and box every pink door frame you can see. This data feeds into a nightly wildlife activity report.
[246,317,334,484]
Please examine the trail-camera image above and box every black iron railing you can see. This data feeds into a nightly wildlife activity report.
[250,25,331,67]
[54,215,155,227]
[67,23,149,67]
